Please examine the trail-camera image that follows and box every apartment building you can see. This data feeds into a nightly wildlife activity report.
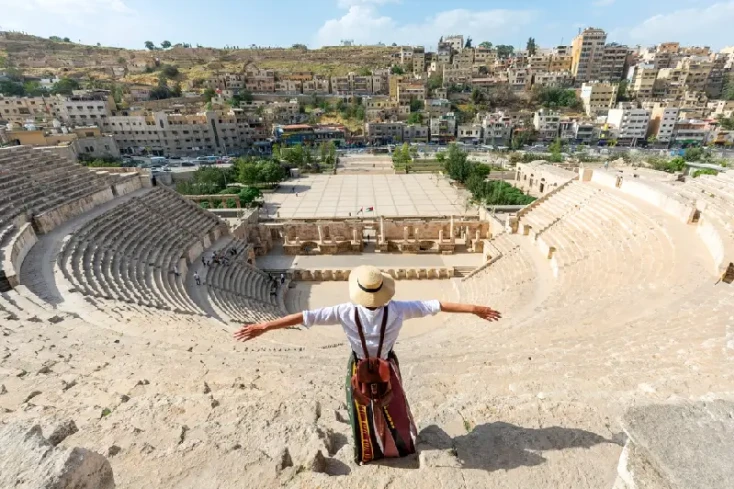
[508,68,531,91]
[648,106,680,143]
[102,109,266,157]
[274,79,302,95]
[443,35,464,53]
[571,28,607,83]
[481,112,513,146]
[454,49,475,68]
[580,82,618,116]
[412,46,427,74]
[365,122,404,144]
[673,119,709,145]
[205,73,245,91]
[628,64,658,98]
[533,109,561,140]
[436,43,453,65]
[400,46,414,64]
[606,105,651,143]
[599,43,628,82]
[457,123,483,142]
[301,76,330,95]
[442,64,472,86]
[429,113,457,143]
[528,54,550,72]
[403,123,429,143]
[364,97,409,122]
[245,67,275,92]
[677,58,713,92]
[396,82,427,104]
[424,99,452,117]
[474,47,496,65]
[59,90,116,126]
[532,71,572,88]
[0,95,58,125]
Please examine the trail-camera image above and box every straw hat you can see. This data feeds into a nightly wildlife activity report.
[348,265,395,308]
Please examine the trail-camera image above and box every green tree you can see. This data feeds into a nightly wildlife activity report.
[526,38,537,56]
[161,40,172,49]
[722,75,734,101]
[406,112,423,124]
[409,99,424,112]
[51,77,81,95]
[683,147,705,162]
[63,37,71,43]
[717,116,734,130]
[0,80,26,96]
[390,65,405,75]
[160,65,179,78]
[496,45,514,58]
[427,74,443,92]
[238,187,263,206]
[23,81,49,97]
[203,87,216,102]
[464,37,473,49]
[471,87,485,105]
[479,41,493,49]
[358,67,372,76]
[617,80,630,102]
[443,144,473,182]
[144,41,155,50]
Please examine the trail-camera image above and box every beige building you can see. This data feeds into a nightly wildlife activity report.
[648,106,680,143]
[580,82,618,116]
[533,109,561,140]
[205,73,246,91]
[606,105,651,142]
[628,64,659,98]
[599,43,628,81]
[364,97,409,122]
[571,27,607,83]
[57,90,115,126]
[533,71,572,88]
[403,123,428,142]
[365,122,404,143]
[245,67,275,92]
[302,76,330,95]
[457,123,483,141]
[274,79,302,95]
[396,82,427,104]
[102,109,267,157]
[442,65,472,86]
[0,96,58,125]
[443,35,464,53]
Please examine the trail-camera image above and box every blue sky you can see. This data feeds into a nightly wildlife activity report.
[1,0,732,51]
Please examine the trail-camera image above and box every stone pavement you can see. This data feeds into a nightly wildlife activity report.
[256,250,483,270]
[262,174,477,219]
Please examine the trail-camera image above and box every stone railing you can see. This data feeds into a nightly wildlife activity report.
[292,267,455,281]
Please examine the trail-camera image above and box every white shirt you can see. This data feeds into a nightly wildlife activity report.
[302,300,441,359]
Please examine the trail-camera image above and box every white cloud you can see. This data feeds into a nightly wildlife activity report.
[593,0,615,6]
[622,1,734,48]
[0,0,143,47]
[315,5,537,48]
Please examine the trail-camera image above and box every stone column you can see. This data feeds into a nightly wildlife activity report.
[284,233,290,245]
[403,226,409,242]
[415,229,420,242]
[317,225,323,243]
[380,217,385,243]
[450,216,455,241]
[438,229,443,243]
[475,229,480,242]
[352,228,358,243]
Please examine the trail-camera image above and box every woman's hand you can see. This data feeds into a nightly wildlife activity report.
[233,322,270,342]
[473,306,502,322]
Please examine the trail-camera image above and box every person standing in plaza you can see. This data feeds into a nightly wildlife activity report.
[233,265,501,464]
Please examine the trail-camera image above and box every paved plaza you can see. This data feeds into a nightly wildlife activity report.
[263,174,477,218]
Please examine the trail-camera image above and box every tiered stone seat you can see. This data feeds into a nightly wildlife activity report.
[520,182,601,237]
[203,240,282,323]
[58,188,223,316]
[0,146,108,224]
[460,234,537,314]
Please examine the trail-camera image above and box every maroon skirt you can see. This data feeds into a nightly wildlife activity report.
[345,351,417,464]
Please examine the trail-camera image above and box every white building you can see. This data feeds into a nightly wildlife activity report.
[606,105,651,143]
[649,106,679,143]
[580,82,618,117]
[533,109,561,141]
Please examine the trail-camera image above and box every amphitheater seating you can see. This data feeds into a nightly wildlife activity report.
[519,182,601,237]
[0,146,116,289]
[460,233,538,314]
[57,187,224,315]
[203,238,283,323]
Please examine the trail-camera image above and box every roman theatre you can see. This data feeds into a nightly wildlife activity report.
[1,148,733,489]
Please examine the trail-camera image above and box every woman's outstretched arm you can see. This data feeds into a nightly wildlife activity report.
[233,312,304,342]
[439,302,502,322]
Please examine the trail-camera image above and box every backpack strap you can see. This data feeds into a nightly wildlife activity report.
[354,309,370,359]
[353,306,390,359]
[376,305,388,359]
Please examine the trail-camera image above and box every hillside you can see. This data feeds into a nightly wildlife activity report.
[0,32,399,86]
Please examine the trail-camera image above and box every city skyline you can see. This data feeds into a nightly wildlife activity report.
[0,0,732,51]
